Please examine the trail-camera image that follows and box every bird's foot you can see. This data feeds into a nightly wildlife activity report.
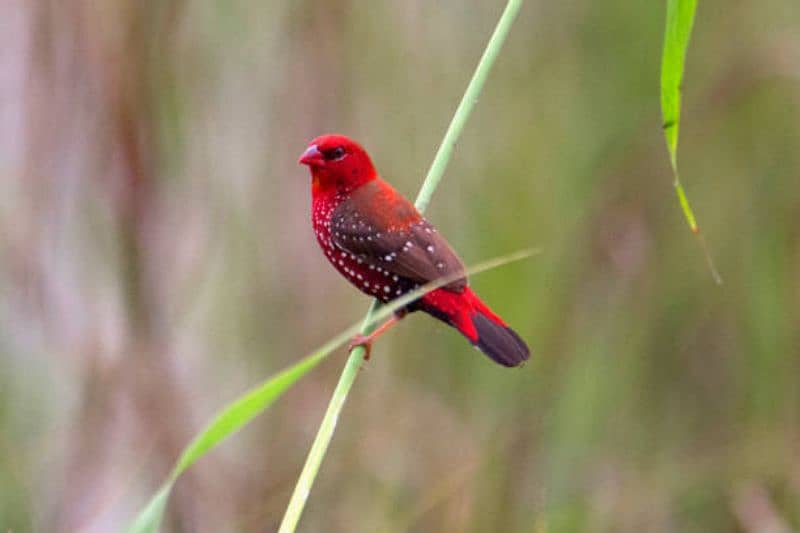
[346,315,402,361]
[348,334,373,360]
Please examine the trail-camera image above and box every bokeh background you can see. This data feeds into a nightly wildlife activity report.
[2,0,799,531]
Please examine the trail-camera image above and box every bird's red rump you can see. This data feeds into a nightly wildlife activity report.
[420,287,507,342]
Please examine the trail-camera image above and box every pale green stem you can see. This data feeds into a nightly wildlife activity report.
[277,302,378,533]
[415,0,524,212]
[277,1,524,531]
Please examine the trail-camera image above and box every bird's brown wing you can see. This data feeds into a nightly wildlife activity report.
[330,180,467,292]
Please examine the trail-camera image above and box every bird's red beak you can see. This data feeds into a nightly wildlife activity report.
[298,144,323,166]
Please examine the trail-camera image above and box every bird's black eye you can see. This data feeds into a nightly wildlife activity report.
[322,146,346,161]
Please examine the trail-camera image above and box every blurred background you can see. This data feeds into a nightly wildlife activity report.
[1,0,799,531]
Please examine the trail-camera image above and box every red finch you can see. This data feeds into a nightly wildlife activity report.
[299,134,529,367]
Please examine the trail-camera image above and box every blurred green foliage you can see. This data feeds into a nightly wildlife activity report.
[1,0,798,531]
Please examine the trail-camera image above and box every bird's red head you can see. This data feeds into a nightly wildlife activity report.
[299,134,377,195]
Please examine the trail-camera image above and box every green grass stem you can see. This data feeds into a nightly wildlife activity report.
[278,1,525,531]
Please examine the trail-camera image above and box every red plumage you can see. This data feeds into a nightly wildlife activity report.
[299,134,529,367]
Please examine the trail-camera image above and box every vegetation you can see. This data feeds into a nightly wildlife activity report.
[1,1,798,531]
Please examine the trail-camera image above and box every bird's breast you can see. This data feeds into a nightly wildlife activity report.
[312,196,416,302]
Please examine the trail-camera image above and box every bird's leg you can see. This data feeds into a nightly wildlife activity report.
[348,310,406,360]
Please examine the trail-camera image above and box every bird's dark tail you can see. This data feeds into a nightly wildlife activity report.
[470,311,530,367]
[420,288,530,367]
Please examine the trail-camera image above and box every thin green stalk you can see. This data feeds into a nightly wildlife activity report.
[277,302,378,533]
[415,0,524,213]
[277,1,525,531]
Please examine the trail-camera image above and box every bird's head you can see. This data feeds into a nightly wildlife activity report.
[299,134,377,195]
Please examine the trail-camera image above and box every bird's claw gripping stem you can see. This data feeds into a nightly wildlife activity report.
[347,314,402,360]
[348,334,373,360]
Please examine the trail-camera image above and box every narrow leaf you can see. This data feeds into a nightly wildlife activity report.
[126,248,537,532]
[127,484,172,533]
[661,0,696,169]
[660,0,722,283]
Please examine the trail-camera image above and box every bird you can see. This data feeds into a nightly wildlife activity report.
[299,134,530,367]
